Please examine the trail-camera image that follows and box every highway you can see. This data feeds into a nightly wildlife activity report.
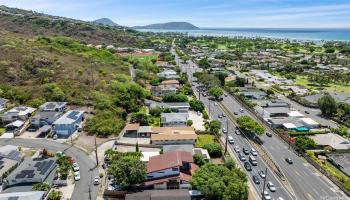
[172,43,347,200]
[0,138,99,200]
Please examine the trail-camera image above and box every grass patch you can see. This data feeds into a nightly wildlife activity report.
[196,134,215,148]
[0,128,5,136]
[294,75,350,93]
[128,55,158,62]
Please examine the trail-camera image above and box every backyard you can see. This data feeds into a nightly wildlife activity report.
[196,134,215,148]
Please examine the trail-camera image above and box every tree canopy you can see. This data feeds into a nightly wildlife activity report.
[162,93,188,102]
[295,136,317,151]
[236,116,264,135]
[209,120,222,134]
[189,99,205,112]
[108,156,146,189]
[209,86,224,100]
[191,163,248,200]
[318,94,337,116]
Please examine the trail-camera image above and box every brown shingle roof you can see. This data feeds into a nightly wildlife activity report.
[147,151,193,173]
[151,133,197,141]
[161,80,179,85]
[125,123,140,131]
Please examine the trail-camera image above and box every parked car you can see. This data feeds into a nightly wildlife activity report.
[53,134,58,140]
[239,152,246,161]
[267,181,276,192]
[250,148,257,156]
[258,170,266,179]
[253,175,260,184]
[244,162,252,171]
[93,176,101,185]
[228,136,234,144]
[74,171,81,181]
[222,128,227,134]
[234,146,240,153]
[285,158,293,164]
[72,163,80,172]
[266,132,272,137]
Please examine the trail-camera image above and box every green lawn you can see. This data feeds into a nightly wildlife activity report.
[294,75,350,93]
[0,128,5,136]
[196,134,215,148]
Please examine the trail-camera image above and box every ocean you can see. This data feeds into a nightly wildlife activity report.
[136,28,350,41]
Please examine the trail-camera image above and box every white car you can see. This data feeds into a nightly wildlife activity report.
[239,108,244,113]
[93,176,101,185]
[74,171,81,181]
[235,129,241,135]
[234,146,240,153]
[263,191,271,200]
[72,163,80,172]
[267,181,276,192]
[214,102,218,106]
[250,148,257,156]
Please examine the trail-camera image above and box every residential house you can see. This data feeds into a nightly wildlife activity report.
[0,98,8,112]
[151,80,180,97]
[1,106,36,123]
[30,111,62,129]
[310,133,350,151]
[0,191,45,200]
[300,118,320,129]
[0,145,23,183]
[258,99,289,108]
[146,100,190,113]
[280,85,309,96]
[240,90,267,100]
[157,69,179,80]
[4,157,56,188]
[53,110,84,138]
[145,151,198,189]
[39,102,67,112]
[124,123,153,138]
[255,106,290,118]
[125,189,191,200]
[161,113,189,127]
[151,127,197,145]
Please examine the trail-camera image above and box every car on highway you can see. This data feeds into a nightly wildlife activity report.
[243,147,250,155]
[72,163,80,172]
[53,134,58,140]
[239,108,244,113]
[238,152,246,161]
[228,136,234,144]
[285,158,293,164]
[305,110,310,114]
[235,129,241,135]
[224,93,228,97]
[266,132,272,137]
[258,170,266,179]
[277,198,284,200]
[234,146,240,153]
[214,102,218,106]
[253,175,260,184]
[234,112,238,115]
[74,171,81,181]
[267,181,276,192]
[93,176,101,185]
[222,113,226,117]
[218,114,222,118]
[222,128,227,134]
[250,148,257,156]
[249,155,258,166]
[263,191,271,200]
[244,162,252,171]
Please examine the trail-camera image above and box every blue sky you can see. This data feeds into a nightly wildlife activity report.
[1,0,350,28]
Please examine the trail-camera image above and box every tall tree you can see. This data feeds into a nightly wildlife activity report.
[318,93,337,116]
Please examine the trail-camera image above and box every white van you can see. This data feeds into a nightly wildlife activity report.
[249,155,257,166]
[228,136,234,144]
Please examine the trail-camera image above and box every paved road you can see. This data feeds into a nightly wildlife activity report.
[0,138,98,200]
[172,43,347,200]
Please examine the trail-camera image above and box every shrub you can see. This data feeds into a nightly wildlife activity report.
[203,143,222,158]
[193,153,206,167]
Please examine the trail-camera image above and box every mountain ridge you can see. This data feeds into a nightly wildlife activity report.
[93,18,119,27]
[133,22,199,30]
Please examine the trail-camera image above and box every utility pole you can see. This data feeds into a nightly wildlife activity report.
[261,168,268,200]
[208,100,211,117]
[71,135,73,146]
[225,118,229,154]
[94,136,99,167]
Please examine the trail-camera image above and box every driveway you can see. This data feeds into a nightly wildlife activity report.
[0,138,99,200]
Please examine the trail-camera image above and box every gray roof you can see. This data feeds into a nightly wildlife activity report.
[163,145,194,154]
[139,126,153,133]
[263,107,290,114]
[33,111,62,121]
[161,113,188,123]
[260,99,289,107]
[0,98,8,106]
[268,117,303,127]
[53,110,84,125]
[0,191,45,200]
[126,189,191,200]
[5,157,56,186]
[148,101,190,109]
[39,102,67,112]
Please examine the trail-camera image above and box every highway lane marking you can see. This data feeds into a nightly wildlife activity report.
[295,171,302,177]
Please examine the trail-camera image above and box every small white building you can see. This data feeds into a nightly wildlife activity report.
[300,118,320,129]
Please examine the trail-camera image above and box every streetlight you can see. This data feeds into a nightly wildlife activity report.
[225,118,229,154]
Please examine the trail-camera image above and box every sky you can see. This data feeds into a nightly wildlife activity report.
[1,0,350,28]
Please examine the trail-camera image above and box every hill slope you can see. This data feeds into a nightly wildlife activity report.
[93,18,119,27]
[133,22,199,30]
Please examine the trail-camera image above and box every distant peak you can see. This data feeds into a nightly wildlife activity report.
[133,22,199,30]
[93,18,119,27]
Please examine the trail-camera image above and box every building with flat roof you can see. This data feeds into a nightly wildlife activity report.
[150,127,197,145]
[310,133,350,151]
[300,118,320,129]
[161,113,189,127]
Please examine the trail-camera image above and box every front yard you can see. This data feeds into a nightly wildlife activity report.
[196,134,215,148]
